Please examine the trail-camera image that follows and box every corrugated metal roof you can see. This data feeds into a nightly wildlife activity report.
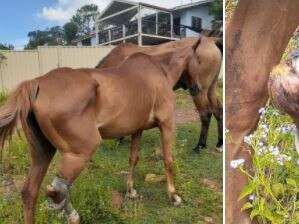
[98,0,171,21]
[171,0,214,11]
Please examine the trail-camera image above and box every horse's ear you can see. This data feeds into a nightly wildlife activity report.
[192,37,201,51]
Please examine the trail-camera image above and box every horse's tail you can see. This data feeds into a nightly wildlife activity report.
[0,79,39,150]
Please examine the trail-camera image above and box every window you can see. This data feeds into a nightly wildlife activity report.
[82,38,91,46]
[191,16,202,31]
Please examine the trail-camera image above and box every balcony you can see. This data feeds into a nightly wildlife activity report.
[96,0,182,46]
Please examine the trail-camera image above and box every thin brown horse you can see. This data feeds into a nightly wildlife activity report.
[95,36,223,153]
[226,0,299,223]
[0,39,201,223]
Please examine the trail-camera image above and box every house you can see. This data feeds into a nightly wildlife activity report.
[72,0,216,46]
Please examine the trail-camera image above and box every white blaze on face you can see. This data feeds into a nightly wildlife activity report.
[292,57,299,74]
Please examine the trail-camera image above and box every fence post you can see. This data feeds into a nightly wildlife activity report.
[57,46,62,68]
[37,46,42,74]
[138,5,142,46]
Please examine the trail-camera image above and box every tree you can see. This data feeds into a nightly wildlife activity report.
[25,30,50,49]
[24,26,64,49]
[71,4,100,36]
[209,0,223,21]
[63,22,79,45]
[47,26,64,45]
[0,43,14,50]
[0,53,6,63]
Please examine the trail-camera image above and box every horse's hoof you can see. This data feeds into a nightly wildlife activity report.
[192,145,205,154]
[172,194,182,206]
[126,188,138,198]
[215,145,223,153]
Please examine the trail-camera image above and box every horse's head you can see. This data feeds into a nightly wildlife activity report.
[176,38,202,96]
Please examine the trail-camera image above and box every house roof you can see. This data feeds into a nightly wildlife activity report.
[171,0,214,11]
[98,0,171,24]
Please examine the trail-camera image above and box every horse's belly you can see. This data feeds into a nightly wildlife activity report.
[97,108,156,138]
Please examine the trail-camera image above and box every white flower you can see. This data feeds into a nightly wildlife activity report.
[244,134,254,145]
[249,195,255,201]
[273,111,279,116]
[269,146,279,156]
[225,128,230,134]
[230,159,245,169]
[258,107,266,114]
[257,146,267,156]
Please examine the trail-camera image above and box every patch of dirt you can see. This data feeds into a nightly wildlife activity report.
[203,178,222,195]
[175,109,198,124]
[204,216,214,224]
[111,191,123,209]
[117,170,129,176]
[145,173,165,183]
[154,147,163,158]
[0,175,24,194]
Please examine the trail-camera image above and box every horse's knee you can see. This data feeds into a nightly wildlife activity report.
[200,111,212,125]
[189,83,202,96]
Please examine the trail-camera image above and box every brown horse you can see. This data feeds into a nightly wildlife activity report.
[95,36,223,153]
[0,39,201,223]
[226,0,299,223]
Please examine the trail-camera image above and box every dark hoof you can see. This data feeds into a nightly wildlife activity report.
[192,145,205,154]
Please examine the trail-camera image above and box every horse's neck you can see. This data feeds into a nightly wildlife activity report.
[160,49,191,87]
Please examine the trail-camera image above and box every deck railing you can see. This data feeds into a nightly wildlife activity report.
[98,20,186,45]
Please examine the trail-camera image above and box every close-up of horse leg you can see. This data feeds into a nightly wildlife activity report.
[126,131,142,198]
[159,116,182,206]
[226,0,299,223]
[22,136,56,224]
[208,84,223,151]
[191,90,212,153]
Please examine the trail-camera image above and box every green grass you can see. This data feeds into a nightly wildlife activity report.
[0,88,223,224]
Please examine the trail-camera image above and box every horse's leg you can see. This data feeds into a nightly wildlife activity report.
[208,84,223,152]
[159,118,181,206]
[46,134,100,224]
[191,90,212,153]
[126,131,142,198]
[22,146,56,224]
[22,113,57,224]
[43,116,101,223]
[226,0,299,223]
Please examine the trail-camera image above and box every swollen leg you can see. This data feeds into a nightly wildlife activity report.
[126,131,142,198]
[46,136,100,224]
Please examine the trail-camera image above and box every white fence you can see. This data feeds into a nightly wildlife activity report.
[0,46,114,91]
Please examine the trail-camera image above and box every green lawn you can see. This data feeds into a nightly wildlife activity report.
[0,87,223,224]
